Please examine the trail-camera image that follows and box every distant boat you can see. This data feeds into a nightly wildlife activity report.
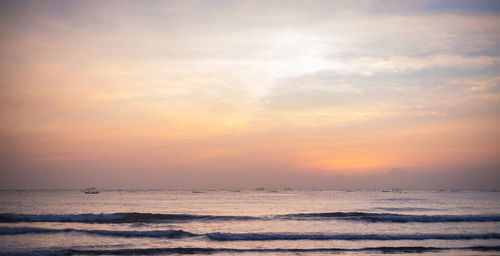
[83,187,99,194]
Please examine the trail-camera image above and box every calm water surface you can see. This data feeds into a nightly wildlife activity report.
[0,190,499,255]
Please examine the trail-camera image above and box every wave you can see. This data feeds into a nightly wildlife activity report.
[373,207,438,212]
[281,212,500,223]
[2,211,500,224]
[2,227,500,241]
[64,246,500,254]
[0,213,124,223]
[383,198,429,201]
[0,212,256,223]
[0,226,196,238]
[3,246,500,255]
[206,232,500,241]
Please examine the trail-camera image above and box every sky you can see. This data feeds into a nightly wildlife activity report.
[1,0,500,189]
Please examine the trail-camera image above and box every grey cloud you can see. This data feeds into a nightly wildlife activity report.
[365,0,500,15]
[423,0,500,14]
[260,62,500,123]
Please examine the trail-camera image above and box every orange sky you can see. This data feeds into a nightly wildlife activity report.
[1,1,500,189]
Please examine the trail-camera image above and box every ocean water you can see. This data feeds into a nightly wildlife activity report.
[0,190,499,255]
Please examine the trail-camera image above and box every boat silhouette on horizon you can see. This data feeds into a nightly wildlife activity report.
[83,187,99,194]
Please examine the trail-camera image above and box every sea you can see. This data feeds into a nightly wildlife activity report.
[0,189,499,255]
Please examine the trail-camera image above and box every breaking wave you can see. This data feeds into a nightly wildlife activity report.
[206,232,500,241]
[1,211,500,224]
[2,227,500,241]
[0,212,256,223]
[2,246,500,255]
[280,212,500,223]
[0,226,196,238]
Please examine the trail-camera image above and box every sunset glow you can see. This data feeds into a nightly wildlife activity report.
[1,0,499,189]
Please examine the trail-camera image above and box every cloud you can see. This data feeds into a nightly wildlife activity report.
[423,0,500,14]
[325,55,500,76]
